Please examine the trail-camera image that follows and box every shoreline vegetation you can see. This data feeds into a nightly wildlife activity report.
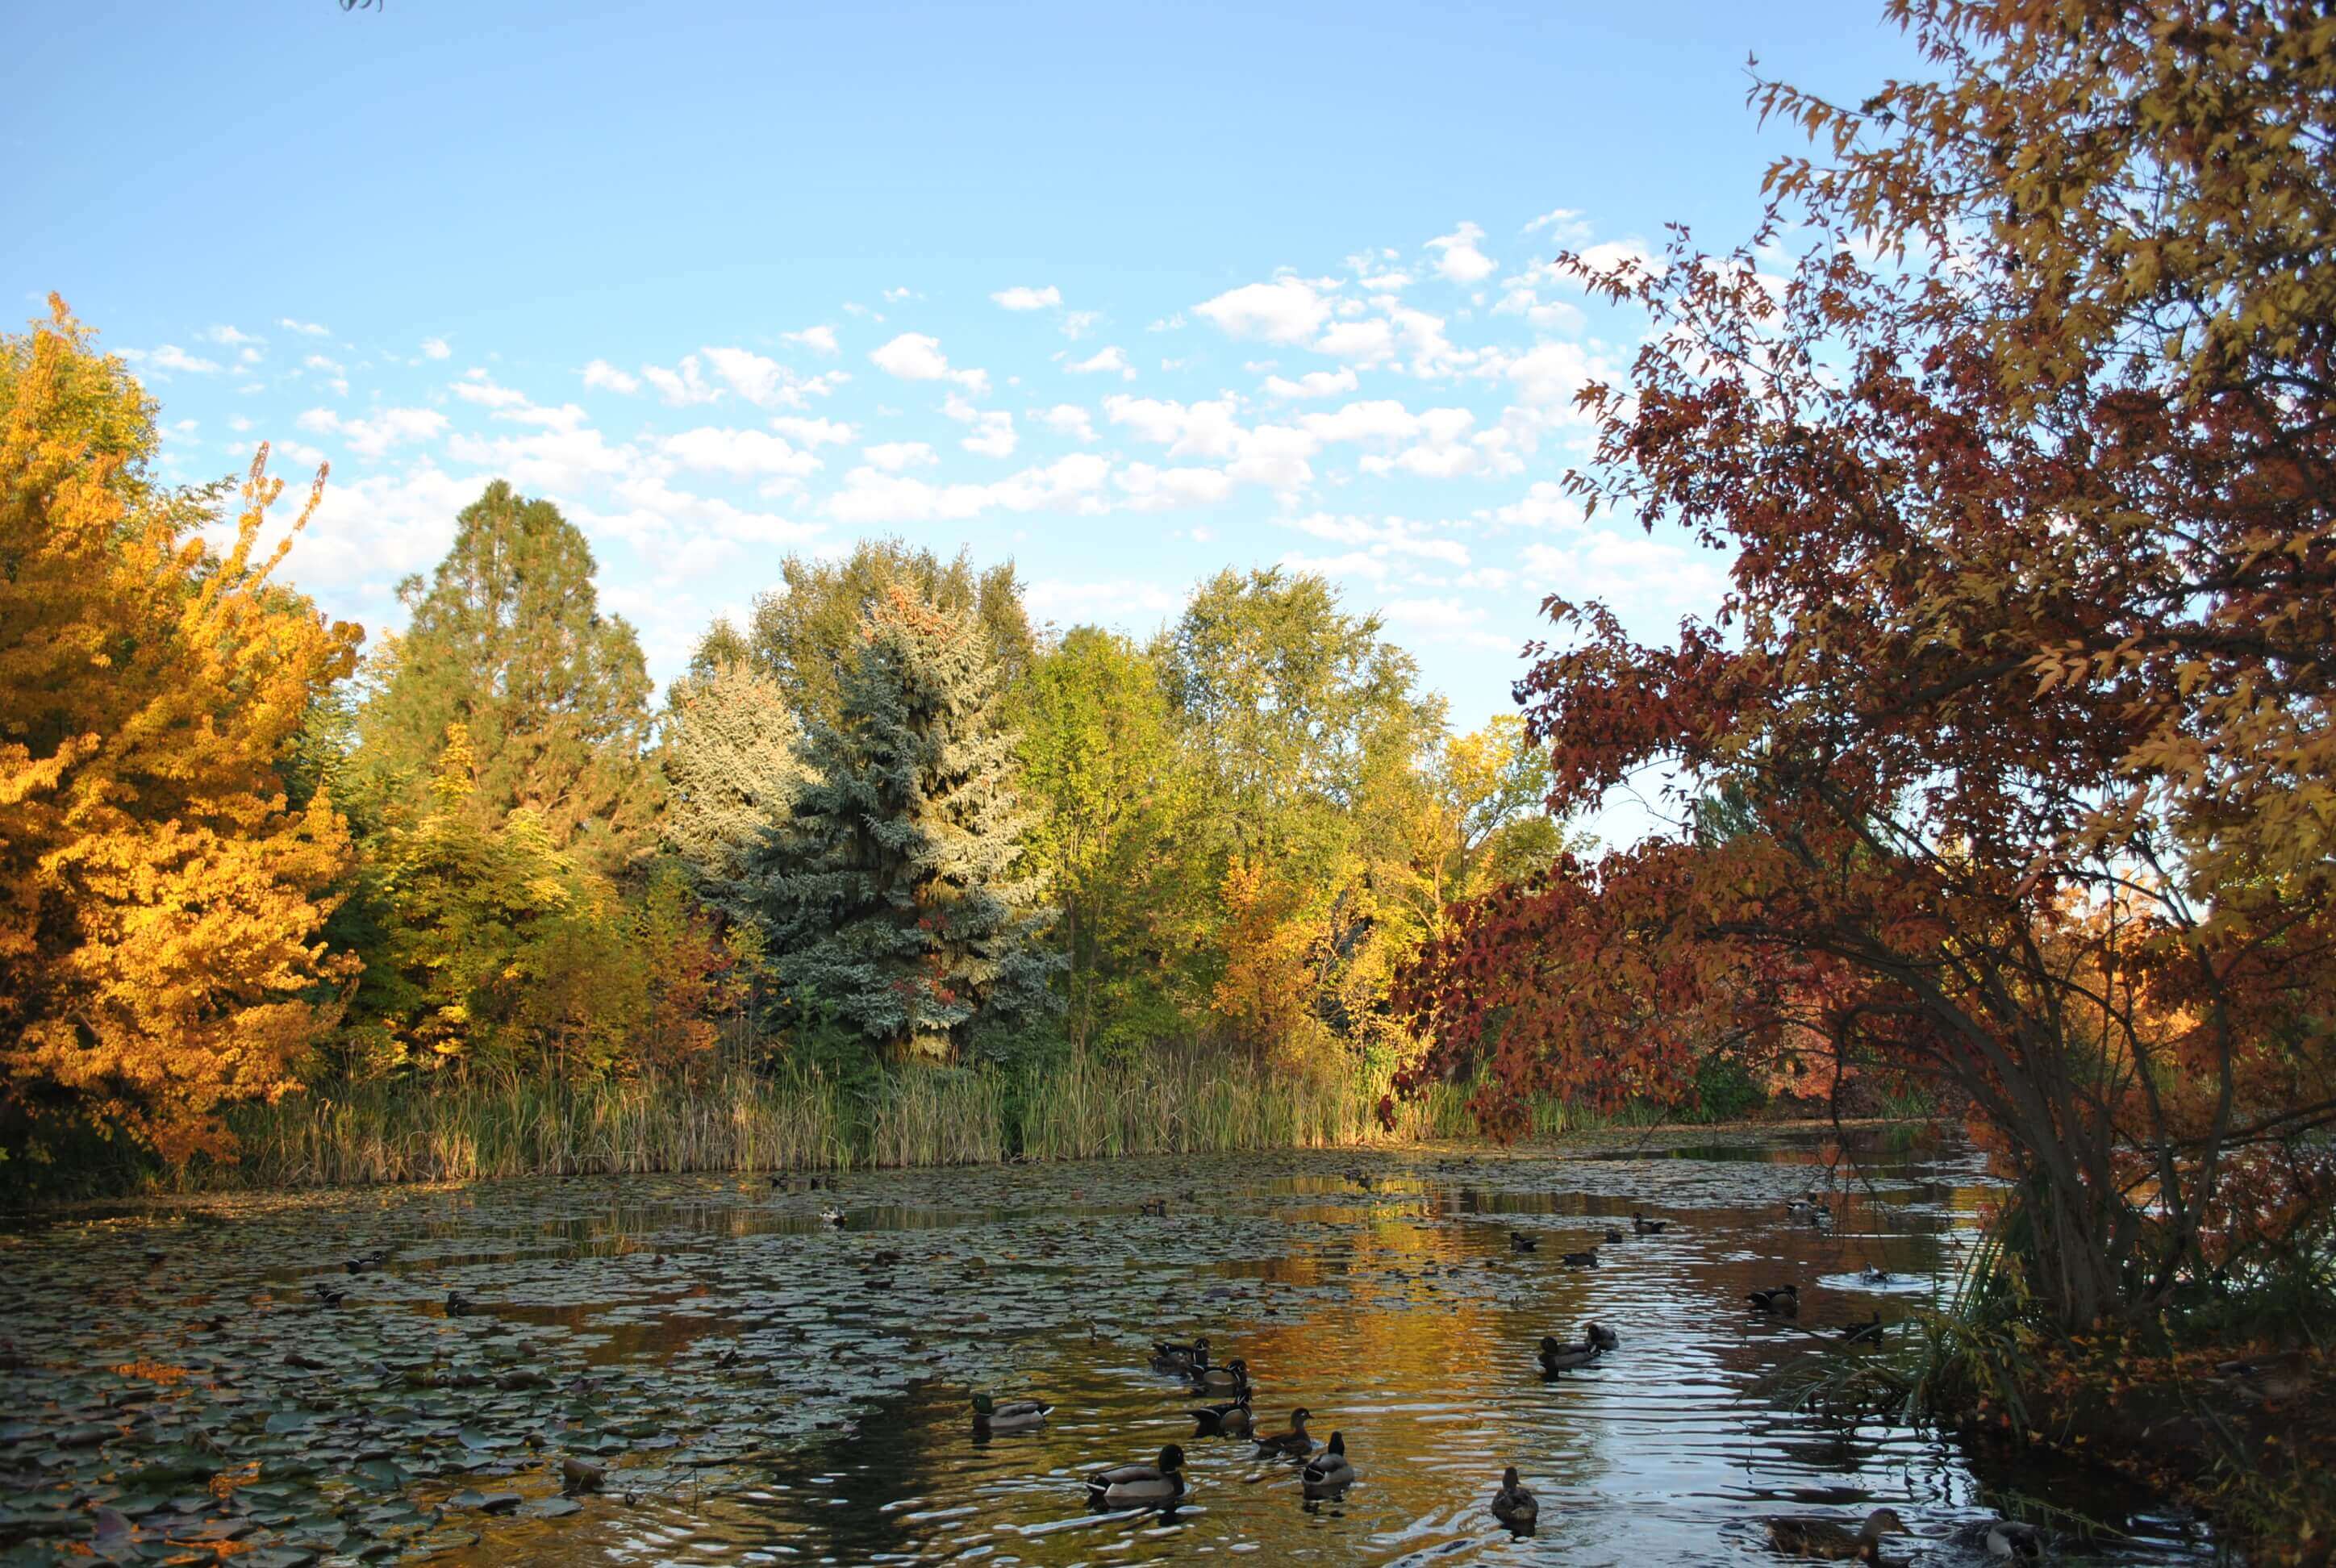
[30,1054,1754,1200]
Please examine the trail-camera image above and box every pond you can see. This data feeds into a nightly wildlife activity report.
[0,1129,2217,1565]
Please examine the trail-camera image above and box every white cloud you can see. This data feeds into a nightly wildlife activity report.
[303,353,344,375]
[450,370,526,409]
[1427,221,1497,285]
[703,346,805,407]
[1024,578,1185,622]
[642,355,722,406]
[582,359,640,393]
[991,286,1062,311]
[1193,278,1332,344]
[1314,318,1395,367]
[1263,366,1359,400]
[783,325,840,356]
[276,318,329,336]
[1114,463,1236,511]
[1066,345,1134,379]
[1062,310,1102,340]
[825,452,1109,524]
[297,405,448,458]
[882,286,921,303]
[421,337,452,361]
[769,415,854,447]
[869,332,989,394]
[1038,404,1095,441]
[1491,480,1583,529]
[444,423,633,490]
[1103,394,1320,492]
[661,426,824,477]
[202,325,261,346]
[1286,511,1470,566]
[961,409,1017,458]
[861,441,936,472]
[1523,206,1592,240]
[148,344,222,374]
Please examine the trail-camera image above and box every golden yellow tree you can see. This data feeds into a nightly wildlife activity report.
[0,299,362,1163]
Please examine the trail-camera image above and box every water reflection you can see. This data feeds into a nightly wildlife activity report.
[2,1131,2215,1564]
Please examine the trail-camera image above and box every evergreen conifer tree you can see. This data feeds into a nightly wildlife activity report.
[660,627,803,918]
[749,587,1057,1061]
[355,480,659,867]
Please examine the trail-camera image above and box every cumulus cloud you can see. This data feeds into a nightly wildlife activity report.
[991,286,1062,311]
[661,426,824,478]
[202,325,261,347]
[148,344,223,373]
[769,415,853,447]
[1037,404,1095,441]
[861,440,936,472]
[1193,278,1332,344]
[1427,221,1497,285]
[869,332,989,394]
[1263,366,1359,400]
[277,318,330,336]
[297,405,448,458]
[582,359,640,393]
[784,325,840,355]
[641,355,722,406]
[421,337,452,361]
[1066,345,1134,379]
[825,452,1108,524]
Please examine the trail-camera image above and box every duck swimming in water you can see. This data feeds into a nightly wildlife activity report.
[1189,1391,1253,1436]
[1087,1444,1186,1509]
[1490,1466,1537,1528]
[1766,1507,1907,1561]
[1300,1432,1354,1496]
[1748,1285,1800,1315]
[1151,1336,1208,1373]
[970,1394,1052,1435]
[1538,1334,1601,1374]
[1253,1407,1314,1459]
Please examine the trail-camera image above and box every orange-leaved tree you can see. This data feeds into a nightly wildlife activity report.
[1393,1,2336,1326]
[0,299,363,1164]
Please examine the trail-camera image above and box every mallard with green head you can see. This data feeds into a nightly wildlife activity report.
[970,1394,1053,1435]
[1633,1211,1667,1235]
[1491,1466,1537,1528]
[1765,1507,1907,1561]
[1252,1407,1313,1459]
[1299,1431,1354,1496]
[1539,1335,1600,1374]
[1190,1391,1253,1436]
[1191,1355,1249,1393]
[1087,1444,1186,1509]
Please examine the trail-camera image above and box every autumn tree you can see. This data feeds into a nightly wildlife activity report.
[659,624,806,919]
[1395,0,2336,1326]
[355,480,659,870]
[747,589,1058,1063]
[747,539,1034,736]
[0,302,361,1161]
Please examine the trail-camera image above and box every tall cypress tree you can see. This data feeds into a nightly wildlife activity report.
[748,587,1058,1062]
[355,480,660,866]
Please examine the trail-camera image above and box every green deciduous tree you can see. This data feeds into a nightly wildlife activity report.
[748,588,1058,1063]
[355,480,659,870]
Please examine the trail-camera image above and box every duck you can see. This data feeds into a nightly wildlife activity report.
[1139,1197,1169,1217]
[1560,1249,1600,1268]
[970,1394,1052,1435]
[1190,1392,1254,1436]
[1191,1355,1249,1394]
[444,1288,477,1316]
[1490,1466,1538,1528]
[1840,1313,1886,1345]
[1748,1285,1800,1315]
[1583,1321,1620,1352]
[1509,1231,1540,1252]
[1300,1431,1354,1496]
[1087,1444,1186,1509]
[1633,1211,1667,1235]
[1765,1508,1907,1561]
[1538,1335,1601,1374]
[1604,1226,1627,1244]
[1253,1407,1314,1459]
[1860,1266,1892,1285]
[820,1205,845,1227]
[1954,1518,2042,1559]
[1152,1336,1209,1373]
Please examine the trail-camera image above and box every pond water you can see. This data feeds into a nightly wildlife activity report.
[0,1129,2218,1565]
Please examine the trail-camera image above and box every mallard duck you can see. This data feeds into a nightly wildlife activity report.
[1861,1266,1892,1285]
[1087,1444,1186,1508]
[1300,1431,1354,1496]
[1583,1321,1620,1352]
[820,1205,845,1227]
[1604,1226,1627,1244]
[1191,1355,1249,1394]
[1253,1407,1313,1459]
[444,1288,476,1316]
[1748,1285,1800,1314]
[1152,1336,1209,1373]
[1190,1392,1253,1436]
[1491,1466,1537,1528]
[970,1393,1052,1434]
[1510,1231,1540,1252]
[1766,1508,1906,1560]
[1633,1211,1667,1235]
[1539,1335,1600,1374]
[1840,1313,1885,1345]
[1560,1249,1599,1268]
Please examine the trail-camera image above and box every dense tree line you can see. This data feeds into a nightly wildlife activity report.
[0,302,1568,1162]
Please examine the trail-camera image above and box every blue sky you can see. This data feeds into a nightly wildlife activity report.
[4,0,1921,734]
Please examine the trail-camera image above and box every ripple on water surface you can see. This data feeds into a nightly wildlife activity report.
[0,1130,2215,1564]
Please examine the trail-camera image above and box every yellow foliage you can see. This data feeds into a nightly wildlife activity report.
[0,299,362,1163]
